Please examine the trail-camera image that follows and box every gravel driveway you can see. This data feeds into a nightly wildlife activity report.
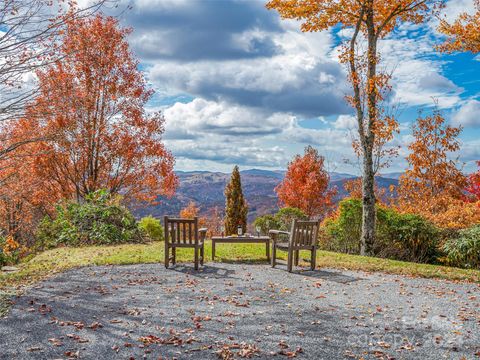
[0,262,479,359]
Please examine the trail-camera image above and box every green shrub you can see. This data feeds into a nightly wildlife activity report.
[253,207,308,235]
[322,199,362,254]
[36,190,144,249]
[253,215,280,235]
[443,225,480,269]
[138,216,164,241]
[323,198,439,263]
[377,208,439,263]
[274,207,308,231]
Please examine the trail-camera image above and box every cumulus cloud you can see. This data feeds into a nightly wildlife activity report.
[113,0,475,171]
[377,34,463,109]
[333,115,357,130]
[452,100,480,127]
[163,98,295,139]
[125,0,282,61]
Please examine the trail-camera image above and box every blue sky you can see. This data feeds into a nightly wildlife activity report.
[115,0,480,174]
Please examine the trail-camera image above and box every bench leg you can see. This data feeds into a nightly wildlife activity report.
[194,247,199,270]
[271,245,276,268]
[164,242,169,269]
[212,241,216,261]
[294,250,299,266]
[287,248,293,272]
[311,247,317,271]
[200,245,204,266]
[172,247,176,265]
[266,241,270,261]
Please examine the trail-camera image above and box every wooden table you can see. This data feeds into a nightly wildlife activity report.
[211,236,271,261]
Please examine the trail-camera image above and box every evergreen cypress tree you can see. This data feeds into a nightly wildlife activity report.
[224,165,248,235]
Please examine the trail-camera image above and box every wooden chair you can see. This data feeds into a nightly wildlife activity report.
[164,216,207,270]
[269,219,321,272]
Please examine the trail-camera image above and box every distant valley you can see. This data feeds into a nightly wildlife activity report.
[137,169,400,221]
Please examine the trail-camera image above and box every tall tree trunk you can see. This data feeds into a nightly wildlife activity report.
[361,147,376,255]
[361,1,377,256]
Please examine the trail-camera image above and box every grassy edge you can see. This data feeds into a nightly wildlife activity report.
[1,241,479,293]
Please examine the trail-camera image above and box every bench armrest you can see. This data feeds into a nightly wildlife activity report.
[198,228,208,242]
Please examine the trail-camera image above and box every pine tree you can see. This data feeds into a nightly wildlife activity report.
[224,166,248,235]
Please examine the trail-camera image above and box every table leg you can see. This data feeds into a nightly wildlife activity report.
[266,240,270,261]
[212,240,216,261]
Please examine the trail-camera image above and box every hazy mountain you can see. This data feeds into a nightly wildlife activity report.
[137,169,399,222]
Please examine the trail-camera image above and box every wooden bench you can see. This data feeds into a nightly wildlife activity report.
[270,219,320,272]
[164,216,207,270]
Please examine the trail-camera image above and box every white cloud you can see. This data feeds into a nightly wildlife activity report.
[163,98,295,138]
[378,34,463,109]
[118,0,477,172]
[146,25,349,117]
[333,115,357,130]
[452,99,480,127]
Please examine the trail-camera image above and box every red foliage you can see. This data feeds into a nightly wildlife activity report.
[467,161,480,202]
[12,15,177,209]
[275,146,336,217]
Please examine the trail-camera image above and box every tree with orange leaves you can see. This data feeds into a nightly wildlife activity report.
[15,15,177,208]
[267,0,441,255]
[180,201,200,219]
[397,109,468,223]
[179,201,208,229]
[276,146,336,218]
[438,0,480,54]
[343,177,394,206]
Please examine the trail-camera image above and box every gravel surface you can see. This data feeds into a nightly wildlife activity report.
[0,262,479,359]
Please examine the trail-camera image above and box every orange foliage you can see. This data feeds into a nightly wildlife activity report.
[431,199,480,230]
[266,0,441,250]
[204,206,224,237]
[266,1,435,34]
[397,110,471,228]
[2,235,20,255]
[12,15,177,210]
[438,0,480,54]
[0,122,47,240]
[343,177,394,205]
[179,201,200,219]
[275,146,336,217]
[179,201,207,228]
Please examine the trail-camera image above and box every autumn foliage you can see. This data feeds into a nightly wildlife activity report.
[438,0,480,54]
[343,177,394,206]
[467,161,480,202]
[267,0,441,255]
[397,110,480,229]
[179,201,200,219]
[276,146,335,217]
[13,15,177,210]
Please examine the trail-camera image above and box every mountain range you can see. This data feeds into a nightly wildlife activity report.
[137,169,400,222]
